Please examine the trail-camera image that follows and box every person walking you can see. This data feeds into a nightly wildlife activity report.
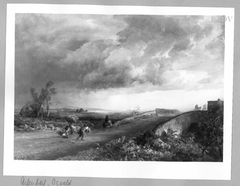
[76,124,91,140]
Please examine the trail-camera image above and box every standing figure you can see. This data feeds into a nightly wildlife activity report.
[76,124,91,140]
[103,115,112,128]
[64,123,73,135]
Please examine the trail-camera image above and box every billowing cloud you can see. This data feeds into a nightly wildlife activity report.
[15,14,225,108]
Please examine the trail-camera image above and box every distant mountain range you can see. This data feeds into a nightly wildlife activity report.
[50,101,76,109]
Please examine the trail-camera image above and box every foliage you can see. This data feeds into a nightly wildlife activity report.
[27,81,57,117]
[59,129,218,161]
[14,112,71,132]
[57,106,224,162]
[191,107,223,161]
[30,88,40,104]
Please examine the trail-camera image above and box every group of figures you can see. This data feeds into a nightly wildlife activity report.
[59,115,112,140]
[58,115,91,140]
[61,123,91,140]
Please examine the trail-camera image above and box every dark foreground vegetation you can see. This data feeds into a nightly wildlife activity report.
[15,107,223,162]
[58,108,223,162]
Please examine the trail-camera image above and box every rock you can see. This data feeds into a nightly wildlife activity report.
[19,103,41,117]
[153,138,171,150]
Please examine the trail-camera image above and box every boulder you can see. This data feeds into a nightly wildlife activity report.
[19,103,40,117]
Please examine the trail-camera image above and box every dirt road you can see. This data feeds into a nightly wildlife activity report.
[14,116,171,160]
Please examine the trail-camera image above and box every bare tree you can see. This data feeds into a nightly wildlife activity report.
[132,106,140,115]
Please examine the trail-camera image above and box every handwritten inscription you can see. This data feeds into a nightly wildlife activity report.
[20,177,72,186]
[52,178,72,186]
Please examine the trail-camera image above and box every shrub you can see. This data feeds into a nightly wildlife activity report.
[57,108,224,162]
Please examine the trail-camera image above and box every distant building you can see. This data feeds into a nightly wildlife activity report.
[207,99,223,111]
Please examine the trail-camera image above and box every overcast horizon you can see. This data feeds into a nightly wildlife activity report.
[15,14,225,112]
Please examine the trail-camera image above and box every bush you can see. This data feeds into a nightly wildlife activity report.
[189,108,223,161]
[57,109,224,162]
[60,131,209,161]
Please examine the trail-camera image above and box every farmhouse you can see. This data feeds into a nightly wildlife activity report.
[207,99,223,111]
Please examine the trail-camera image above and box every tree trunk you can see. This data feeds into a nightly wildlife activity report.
[46,100,50,117]
[37,104,44,119]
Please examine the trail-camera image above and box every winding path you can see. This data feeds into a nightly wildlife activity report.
[14,115,172,160]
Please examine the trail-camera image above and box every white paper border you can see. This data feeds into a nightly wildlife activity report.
[4,4,234,180]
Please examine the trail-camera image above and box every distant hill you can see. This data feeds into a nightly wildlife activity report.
[50,104,122,114]
[50,101,76,110]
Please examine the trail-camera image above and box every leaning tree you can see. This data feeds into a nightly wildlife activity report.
[26,81,57,118]
[39,81,57,117]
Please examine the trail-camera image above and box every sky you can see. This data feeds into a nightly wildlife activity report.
[15,14,225,111]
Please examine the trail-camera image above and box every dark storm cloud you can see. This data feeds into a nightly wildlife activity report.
[15,14,225,107]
